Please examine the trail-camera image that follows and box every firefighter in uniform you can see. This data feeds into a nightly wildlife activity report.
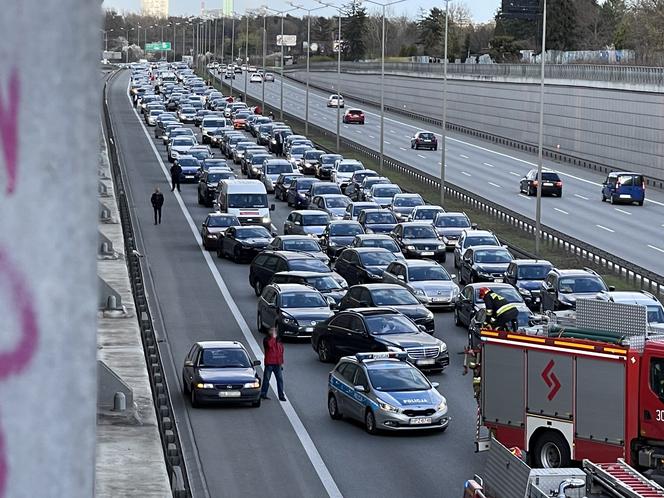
[479,287,519,332]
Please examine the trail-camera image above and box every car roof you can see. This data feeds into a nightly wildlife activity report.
[274,271,331,278]
[207,212,237,218]
[513,259,552,266]
[393,193,422,198]
[276,234,318,240]
[341,307,400,316]
[264,250,316,259]
[608,291,660,305]
[552,268,598,276]
[398,259,442,268]
[463,229,495,237]
[355,233,391,239]
[465,282,514,290]
[197,340,246,349]
[270,283,316,292]
[399,221,437,227]
[354,283,404,290]
[292,209,328,215]
[351,247,392,253]
[470,245,510,251]
[330,220,361,225]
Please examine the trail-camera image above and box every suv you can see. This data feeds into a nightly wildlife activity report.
[607,291,664,332]
[410,131,438,151]
[519,169,563,197]
[503,259,553,310]
[343,108,365,125]
[601,171,645,206]
[453,229,500,269]
[540,268,613,312]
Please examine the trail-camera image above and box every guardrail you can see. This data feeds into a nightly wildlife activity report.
[210,69,664,298]
[281,70,664,189]
[103,73,191,498]
[299,61,664,87]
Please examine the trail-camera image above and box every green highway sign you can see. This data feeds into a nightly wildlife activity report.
[145,41,171,52]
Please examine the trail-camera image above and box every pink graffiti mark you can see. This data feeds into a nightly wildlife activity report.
[0,67,20,195]
[0,248,39,497]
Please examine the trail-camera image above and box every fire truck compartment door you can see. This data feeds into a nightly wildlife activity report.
[482,343,524,427]
[527,351,573,420]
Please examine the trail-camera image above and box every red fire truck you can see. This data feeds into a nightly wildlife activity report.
[475,299,664,483]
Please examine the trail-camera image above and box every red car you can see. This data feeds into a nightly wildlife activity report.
[343,108,365,125]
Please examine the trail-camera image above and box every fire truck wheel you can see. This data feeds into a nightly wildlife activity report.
[531,431,571,468]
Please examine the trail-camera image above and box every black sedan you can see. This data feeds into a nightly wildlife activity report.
[311,308,448,371]
[458,245,514,284]
[256,283,334,338]
[504,259,553,310]
[338,283,435,334]
[274,173,303,201]
[316,154,343,180]
[454,282,528,329]
[266,235,329,265]
[201,213,240,250]
[319,220,365,259]
[519,169,563,197]
[269,271,347,307]
[334,247,399,286]
[182,341,262,407]
[218,226,273,262]
[390,222,447,262]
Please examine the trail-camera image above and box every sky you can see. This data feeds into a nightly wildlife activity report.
[103,0,501,23]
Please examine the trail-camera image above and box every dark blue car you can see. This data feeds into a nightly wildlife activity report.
[601,171,645,206]
[175,155,201,183]
[286,177,318,208]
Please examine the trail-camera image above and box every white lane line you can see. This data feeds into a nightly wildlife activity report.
[648,244,664,254]
[126,83,343,498]
[384,140,391,145]
[417,153,426,159]
[399,146,406,151]
[459,154,469,159]
[483,162,494,168]
[488,182,502,188]
[574,194,589,200]
[461,171,472,177]
[343,125,349,129]
[554,207,569,215]
[368,135,375,139]
[403,134,411,138]
[389,129,396,134]
[519,194,531,200]
[596,224,615,233]
[509,171,521,177]
[614,208,632,215]
[356,130,362,134]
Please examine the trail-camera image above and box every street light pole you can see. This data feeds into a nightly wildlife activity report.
[221,15,226,64]
[280,14,285,119]
[440,0,449,207]
[214,18,217,59]
[535,0,547,256]
[336,13,341,152]
[262,13,267,114]
[230,15,236,98]
[244,15,249,102]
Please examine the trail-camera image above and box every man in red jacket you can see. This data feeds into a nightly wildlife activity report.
[260,327,286,401]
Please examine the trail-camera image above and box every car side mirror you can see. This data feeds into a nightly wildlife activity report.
[397,274,405,281]
[471,223,478,229]
[431,382,440,389]
[418,325,427,333]
[252,359,261,367]
[609,286,616,292]
[547,287,556,294]
[184,360,194,367]
[354,385,367,393]
[270,204,276,211]
[451,274,457,280]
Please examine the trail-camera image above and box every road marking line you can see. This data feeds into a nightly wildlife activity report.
[369,135,375,139]
[126,82,343,498]
[614,208,631,215]
[459,154,469,159]
[343,125,348,128]
[417,153,426,158]
[596,224,615,233]
[509,171,520,177]
[389,129,396,133]
[461,171,472,177]
[519,194,531,200]
[554,208,569,215]
[574,194,589,200]
[648,244,664,254]
[398,146,406,151]
[403,134,411,138]
[383,140,391,145]
[483,162,494,168]
[488,182,502,188]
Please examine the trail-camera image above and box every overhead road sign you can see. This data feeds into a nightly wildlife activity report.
[145,41,171,52]
[276,35,297,47]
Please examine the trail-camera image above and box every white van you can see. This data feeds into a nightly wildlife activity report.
[215,179,275,230]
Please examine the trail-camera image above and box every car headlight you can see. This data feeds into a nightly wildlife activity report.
[437,244,445,250]
[426,310,434,320]
[251,166,258,172]
[477,270,491,277]
[196,383,214,389]
[439,342,447,353]
[243,380,260,389]
[378,399,401,414]
[282,316,297,325]
[518,288,532,297]
[261,216,270,223]
[406,245,416,251]
[435,398,447,412]
[413,288,426,297]
[387,345,402,353]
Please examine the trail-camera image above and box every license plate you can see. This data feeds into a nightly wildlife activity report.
[620,194,631,199]
[421,251,434,256]
[185,175,194,179]
[218,391,241,398]
[417,359,435,365]
[410,417,432,425]
[543,182,553,186]
[494,278,503,283]
[432,297,447,303]
[304,327,314,332]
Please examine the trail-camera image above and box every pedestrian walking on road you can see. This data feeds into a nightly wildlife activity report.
[170,163,182,192]
[151,186,164,224]
[260,327,286,401]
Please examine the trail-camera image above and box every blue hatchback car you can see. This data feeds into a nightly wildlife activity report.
[601,171,645,206]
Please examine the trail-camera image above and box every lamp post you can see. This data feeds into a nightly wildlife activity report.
[440,0,449,207]
[214,18,217,59]
[289,2,326,136]
[230,13,236,98]
[264,6,299,120]
[174,22,180,61]
[317,1,343,152]
[363,0,407,174]
[244,14,250,102]
[262,11,267,114]
[535,0,547,256]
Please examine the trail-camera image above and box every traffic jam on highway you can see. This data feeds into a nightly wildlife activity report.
[130,60,664,487]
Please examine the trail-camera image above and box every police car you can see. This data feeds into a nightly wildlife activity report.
[327,352,449,434]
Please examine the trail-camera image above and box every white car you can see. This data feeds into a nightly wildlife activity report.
[249,73,263,83]
[264,72,275,82]
[327,94,344,108]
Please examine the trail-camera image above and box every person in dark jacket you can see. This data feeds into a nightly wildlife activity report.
[170,163,182,192]
[151,187,164,224]
[480,287,519,332]
[260,327,286,401]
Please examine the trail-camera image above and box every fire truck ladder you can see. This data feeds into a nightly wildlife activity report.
[584,459,664,498]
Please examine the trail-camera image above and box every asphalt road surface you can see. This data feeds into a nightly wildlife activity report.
[106,70,484,498]
[225,71,664,277]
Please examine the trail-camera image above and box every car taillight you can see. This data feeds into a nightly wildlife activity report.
[532,180,538,187]
[642,182,646,190]
[555,181,562,187]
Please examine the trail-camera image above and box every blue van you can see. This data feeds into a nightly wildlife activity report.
[601,171,645,206]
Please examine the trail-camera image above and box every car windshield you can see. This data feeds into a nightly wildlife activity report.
[409,266,451,281]
[369,365,430,392]
[228,194,268,208]
[647,306,664,324]
[365,314,419,335]
[314,185,340,195]
[393,197,423,207]
[291,146,310,155]
[373,186,401,197]
[204,119,225,127]
[307,275,343,291]
[475,287,522,303]
[267,163,293,174]
[280,291,327,308]
[173,138,195,146]
[338,163,363,173]
[330,224,363,236]
[360,251,398,266]
[283,239,321,252]
[252,155,269,165]
[325,197,350,208]
[517,265,552,280]
[236,227,270,239]
[558,277,607,294]
[289,259,330,272]
[465,236,498,247]
[302,214,330,226]
[413,209,442,220]
[177,157,199,167]
[296,179,317,190]
[360,238,399,252]
[371,289,419,306]
[541,172,560,181]
[304,151,324,160]
[322,155,342,164]
[418,133,435,140]
[199,348,251,368]
[435,215,470,228]
[366,213,396,224]
[207,173,228,183]
[190,150,209,160]
[207,216,238,227]
[403,226,438,239]
[474,249,512,264]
